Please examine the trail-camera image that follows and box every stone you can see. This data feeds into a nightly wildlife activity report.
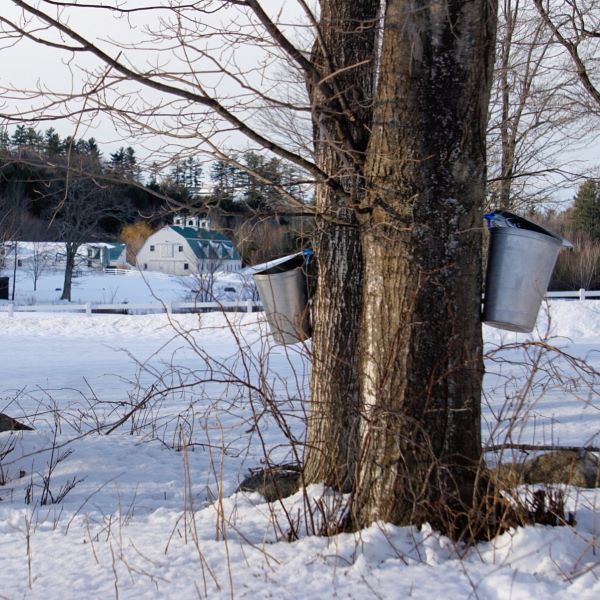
[0,413,34,432]
[524,450,599,488]
[237,464,301,502]
[492,450,600,488]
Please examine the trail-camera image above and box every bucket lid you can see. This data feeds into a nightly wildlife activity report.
[251,249,316,277]
[484,210,572,248]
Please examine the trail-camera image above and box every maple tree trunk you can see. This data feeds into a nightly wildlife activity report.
[304,1,498,538]
[351,0,497,534]
[303,0,379,490]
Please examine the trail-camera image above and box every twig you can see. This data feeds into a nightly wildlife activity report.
[484,443,600,453]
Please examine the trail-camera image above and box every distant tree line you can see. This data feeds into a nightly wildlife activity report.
[532,179,600,291]
[154,151,311,214]
[0,125,162,241]
[0,126,163,298]
[0,126,313,290]
[1,126,312,239]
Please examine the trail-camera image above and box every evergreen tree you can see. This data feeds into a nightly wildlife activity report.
[0,129,9,152]
[109,146,138,180]
[241,151,285,210]
[170,157,203,194]
[209,158,240,208]
[572,180,600,240]
[44,128,62,156]
[84,138,101,161]
[25,127,43,150]
[11,125,28,148]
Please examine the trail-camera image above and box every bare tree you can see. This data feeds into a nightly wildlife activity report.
[0,185,31,300]
[487,0,593,210]
[534,0,600,111]
[181,258,222,303]
[47,178,127,301]
[27,242,52,291]
[0,1,499,539]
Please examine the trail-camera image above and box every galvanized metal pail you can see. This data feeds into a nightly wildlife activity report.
[483,226,562,332]
[253,254,311,345]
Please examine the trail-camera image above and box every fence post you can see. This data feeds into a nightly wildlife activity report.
[86,302,92,316]
[166,302,172,314]
[246,299,252,313]
[8,303,14,317]
[579,288,586,301]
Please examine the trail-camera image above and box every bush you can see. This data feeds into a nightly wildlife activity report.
[119,221,154,264]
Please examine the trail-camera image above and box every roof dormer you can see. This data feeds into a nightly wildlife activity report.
[173,214,210,230]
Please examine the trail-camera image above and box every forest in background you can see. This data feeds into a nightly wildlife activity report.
[0,125,313,267]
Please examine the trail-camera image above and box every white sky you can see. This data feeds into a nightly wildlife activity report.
[0,2,311,165]
[0,1,598,204]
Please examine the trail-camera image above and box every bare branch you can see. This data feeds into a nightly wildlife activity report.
[7,0,349,196]
[533,0,600,109]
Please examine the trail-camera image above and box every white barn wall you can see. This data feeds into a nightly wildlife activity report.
[137,227,241,275]
[137,229,193,275]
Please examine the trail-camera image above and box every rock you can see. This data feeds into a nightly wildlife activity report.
[525,450,599,487]
[0,413,33,432]
[237,464,301,502]
[492,450,600,488]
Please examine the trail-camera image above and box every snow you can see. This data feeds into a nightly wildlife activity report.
[0,268,599,598]
[1,264,257,305]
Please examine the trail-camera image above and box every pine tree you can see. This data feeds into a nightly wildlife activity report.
[44,128,62,156]
[572,180,600,240]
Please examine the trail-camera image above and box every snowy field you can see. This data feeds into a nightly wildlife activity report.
[1,268,600,599]
[1,264,257,306]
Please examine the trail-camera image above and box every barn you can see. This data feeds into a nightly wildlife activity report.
[136,215,242,275]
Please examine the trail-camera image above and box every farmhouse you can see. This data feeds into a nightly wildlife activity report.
[1,241,127,270]
[85,243,127,269]
[136,215,242,275]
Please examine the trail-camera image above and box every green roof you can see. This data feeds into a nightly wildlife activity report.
[171,226,230,242]
[170,226,240,260]
[108,243,126,261]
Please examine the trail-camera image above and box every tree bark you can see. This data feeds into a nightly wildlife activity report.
[303,0,380,491]
[351,0,498,536]
[61,243,77,301]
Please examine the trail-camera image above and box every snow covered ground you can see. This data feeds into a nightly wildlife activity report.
[1,264,257,306]
[1,268,599,599]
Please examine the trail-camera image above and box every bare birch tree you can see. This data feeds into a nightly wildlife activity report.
[0,0,499,539]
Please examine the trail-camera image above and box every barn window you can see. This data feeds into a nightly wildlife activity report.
[143,263,147,270]
[178,245,183,252]
[150,245,155,252]
[184,263,189,270]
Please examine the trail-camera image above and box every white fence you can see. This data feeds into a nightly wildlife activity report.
[0,290,598,317]
[0,299,261,316]
[546,289,600,300]
[102,268,134,276]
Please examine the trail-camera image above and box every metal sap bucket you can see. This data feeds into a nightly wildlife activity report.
[253,253,311,345]
[483,211,570,333]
